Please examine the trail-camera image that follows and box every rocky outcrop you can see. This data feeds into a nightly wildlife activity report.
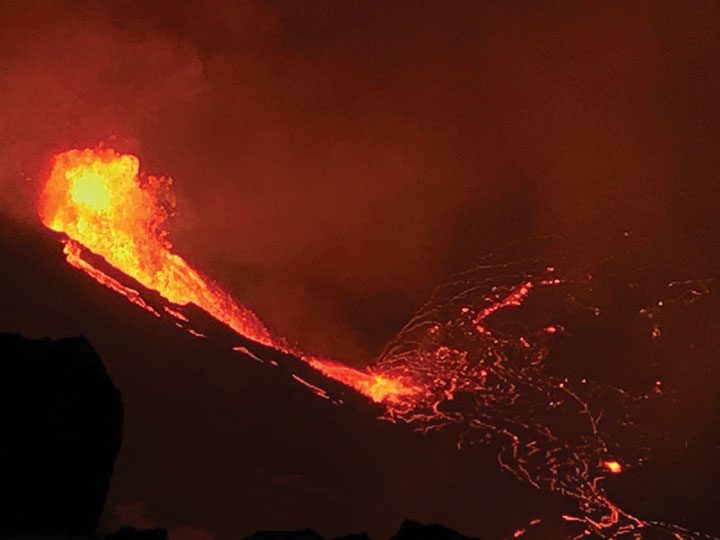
[241,521,482,540]
[333,534,371,540]
[103,526,169,540]
[0,332,123,537]
[245,529,324,540]
[0,332,486,540]
[389,520,483,540]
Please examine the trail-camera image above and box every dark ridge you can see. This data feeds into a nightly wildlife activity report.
[240,521,483,540]
[244,528,324,540]
[0,332,123,537]
[40,226,389,417]
[390,520,483,540]
[333,533,372,540]
[102,527,169,540]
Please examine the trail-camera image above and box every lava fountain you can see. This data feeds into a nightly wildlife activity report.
[38,147,419,406]
[38,147,717,540]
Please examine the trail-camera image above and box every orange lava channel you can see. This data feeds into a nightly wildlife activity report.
[39,148,418,405]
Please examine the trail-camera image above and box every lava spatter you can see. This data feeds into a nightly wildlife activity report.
[39,147,417,404]
[372,261,717,539]
[38,147,718,540]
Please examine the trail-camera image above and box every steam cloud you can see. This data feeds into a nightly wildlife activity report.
[2,0,720,364]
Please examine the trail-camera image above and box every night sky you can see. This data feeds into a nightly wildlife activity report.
[1,2,720,539]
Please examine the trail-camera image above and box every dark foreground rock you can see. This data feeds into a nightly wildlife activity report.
[390,520,483,540]
[0,332,123,537]
[333,533,371,540]
[103,527,169,540]
[242,520,482,540]
[0,334,483,540]
[245,529,324,540]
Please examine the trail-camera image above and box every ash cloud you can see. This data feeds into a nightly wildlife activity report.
[2,1,720,364]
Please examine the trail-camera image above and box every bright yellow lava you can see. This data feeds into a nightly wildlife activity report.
[69,170,112,211]
[39,148,276,346]
[39,147,420,406]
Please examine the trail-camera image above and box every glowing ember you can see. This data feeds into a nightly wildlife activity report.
[602,460,623,474]
[39,147,416,404]
[474,281,533,324]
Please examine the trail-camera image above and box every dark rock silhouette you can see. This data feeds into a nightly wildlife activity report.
[103,527,169,540]
[333,533,371,540]
[0,334,488,540]
[245,529,324,540]
[242,521,483,540]
[0,332,123,537]
[390,520,483,540]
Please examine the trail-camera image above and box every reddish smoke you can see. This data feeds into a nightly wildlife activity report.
[2,2,720,538]
[39,147,421,405]
[2,2,720,365]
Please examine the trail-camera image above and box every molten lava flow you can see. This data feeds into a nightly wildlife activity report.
[305,358,420,404]
[39,147,717,540]
[39,148,417,405]
[62,239,161,318]
[40,148,277,347]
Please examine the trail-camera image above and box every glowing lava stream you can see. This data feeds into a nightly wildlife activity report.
[38,148,718,540]
[39,148,420,406]
[38,147,719,539]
